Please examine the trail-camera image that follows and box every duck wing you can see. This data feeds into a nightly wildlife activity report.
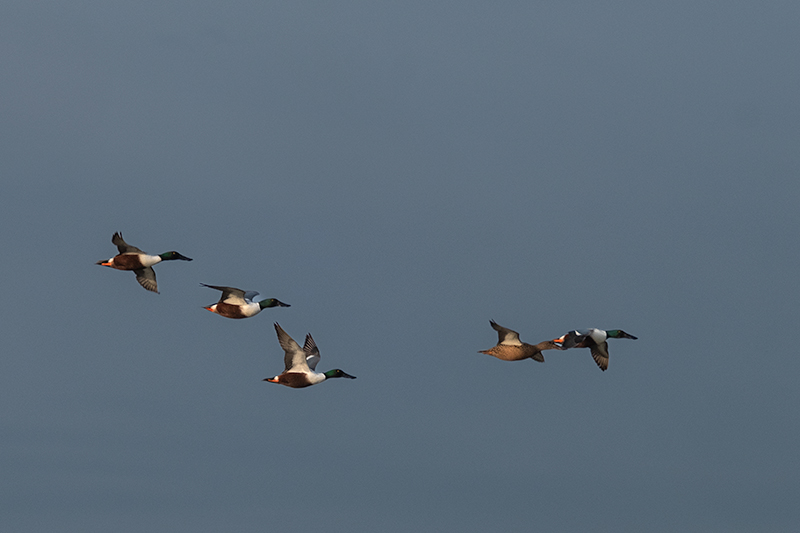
[274,323,310,372]
[200,284,249,304]
[112,232,145,255]
[134,267,158,293]
[489,320,522,346]
[303,334,321,371]
[590,341,610,371]
[242,291,260,303]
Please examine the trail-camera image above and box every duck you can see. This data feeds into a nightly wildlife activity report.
[478,320,562,362]
[201,284,289,318]
[264,323,356,388]
[552,328,637,371]
[96,232,192,293]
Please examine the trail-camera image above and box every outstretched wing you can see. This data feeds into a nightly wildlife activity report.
[200,284,249,304]
[303,334,321,371]
[134,267,158,293]
[242,291,260,303]
[590,342,610,371]
[112,232,145,254]
[274,323,309,372]
[489,320,522,346]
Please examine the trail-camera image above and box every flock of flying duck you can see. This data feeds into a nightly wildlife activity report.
[97,232,638,387]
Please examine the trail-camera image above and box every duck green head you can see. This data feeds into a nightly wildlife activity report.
[258,298,291,309]
[158,251,193,261]
[324,369,356,380]
[607,330,637,340]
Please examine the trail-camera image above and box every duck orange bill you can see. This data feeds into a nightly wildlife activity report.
[264,377,279,383]
[552,335,566,346]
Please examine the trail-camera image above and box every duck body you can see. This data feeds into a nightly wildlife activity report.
[206,301,260,319]
[201,284,289,319]
[96,232,192,293]
[267,370,328,388]
[478,320,561,362]
[100,252,162,270]
[553,328,637,371]
[264,323,356,388]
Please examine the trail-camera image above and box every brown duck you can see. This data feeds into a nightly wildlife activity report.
[478,320,562,362]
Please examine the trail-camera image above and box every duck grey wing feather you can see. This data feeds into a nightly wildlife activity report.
[590,341,610,371]
[200,284,248,304]
[200,283,233,292]
[242,291,260,303]
[489,320,521,344]
[134,267,158,293]
[112,232,145,254]
[303,334,321,371]
[274,323,309,372]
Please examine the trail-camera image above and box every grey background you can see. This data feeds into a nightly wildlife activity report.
[2,1,798,531]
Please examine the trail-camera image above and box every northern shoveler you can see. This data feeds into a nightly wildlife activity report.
[264,323,356,388]
[201,284,289,318]
[96,232,192,293]
[553,328,637,371]
[478,320,562,362]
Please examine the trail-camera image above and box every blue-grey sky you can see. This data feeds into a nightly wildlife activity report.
[2,1,799,531]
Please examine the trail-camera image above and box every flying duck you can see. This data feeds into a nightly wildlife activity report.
[264,323,356,388]
[478,320,562,362]
[552,328,637,371]
[201,284,289,318]
[96,232,192,293]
